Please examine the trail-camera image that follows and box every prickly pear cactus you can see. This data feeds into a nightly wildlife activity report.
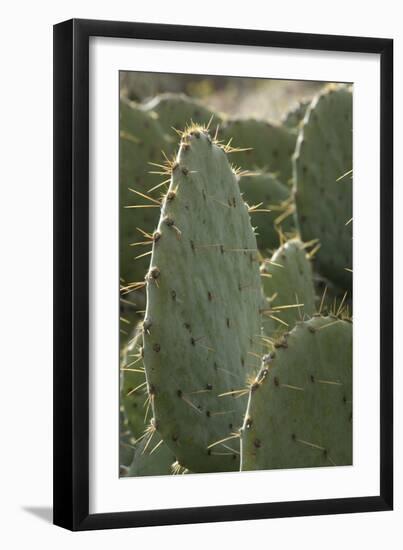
[293,85,353,289]
[241,315,352,471]
[144,93,220,133]
[220,119,296,185]
[120,99,174,287]
[239,172,294,252]
[260,239,316,332]
[142,125,262,473]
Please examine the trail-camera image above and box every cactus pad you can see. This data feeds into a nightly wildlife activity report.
[128,432,177,477]
[119,410,135,471]
[143,126,262,472]
[260,239,316,332]
[239,172,294,252]
[121,330,149,440]
[144,93,220,132]
[293,85,353,289]
[282,100,310,129]
[220,119,296,185]
[241,316,352,471]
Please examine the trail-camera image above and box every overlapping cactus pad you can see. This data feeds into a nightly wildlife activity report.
[241,316,352,471]
[282,99,310,130]
[260,238,316,331]
[119,410,135,470]
[128,432,178,477]
[293,85,353,289]
[239,173,294,252]
[143,93,220,132]
[120,100,174,286]
[220,119,296,185]
[142,126,262,472]
[121,330,149,441]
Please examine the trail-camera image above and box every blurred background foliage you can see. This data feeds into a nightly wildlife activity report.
[120,72,324,122]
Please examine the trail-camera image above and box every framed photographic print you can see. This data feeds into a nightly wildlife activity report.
[53,19,393,530]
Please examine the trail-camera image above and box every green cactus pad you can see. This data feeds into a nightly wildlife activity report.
[119,410,135,471]
[121,330,149,440]
[260,239,316,332]
[143,127,262,473]
[241,315,352,471]
[220,119,296,185]
[122,332,187,478]
[119,299,144,351]
[128,432,177,477]
[293,85,353,289]
[120,99,175,286]
[282,100,310,130]
[144,93,220,132]
[314,276,353,320]
[239,172,294,252]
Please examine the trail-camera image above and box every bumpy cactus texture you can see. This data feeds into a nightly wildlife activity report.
[142,127,262,473]
[241,316,352,471]
[293,85,353,289]
[221,119,296,185]
[144,93,219,132]
[239,172,294,252]
[260,239,316,331]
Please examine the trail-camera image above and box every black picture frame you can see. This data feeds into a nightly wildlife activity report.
[53,18,393,531]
